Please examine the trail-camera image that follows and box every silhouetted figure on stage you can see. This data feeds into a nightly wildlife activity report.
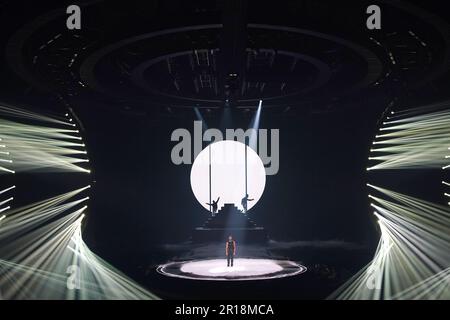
[241,194,254,213]
[225,235,236,267]
[206,197,220,214]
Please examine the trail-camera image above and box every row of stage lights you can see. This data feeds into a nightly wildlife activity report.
[367,110,450,205]
[337,103,450,299]
[445,146,450,205]
[0,113,15,218]
[0,106,92,226]
[0,104,161,299]
[367,107,450,171]
[64,110,91,173]
[0,110,91,174]
[366,111,395,171]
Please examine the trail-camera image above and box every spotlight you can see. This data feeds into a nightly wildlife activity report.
[0,197,14,206]
[0,206,11,213]
[247,100,263,149]
[0,214,5,221]
[366,109,450,170]
[0,186,16,195]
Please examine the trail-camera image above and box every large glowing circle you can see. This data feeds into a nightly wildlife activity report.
[190,140,266,212]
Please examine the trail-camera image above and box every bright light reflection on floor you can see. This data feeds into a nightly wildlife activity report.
[158,258,306,281]
[182,259,283,277]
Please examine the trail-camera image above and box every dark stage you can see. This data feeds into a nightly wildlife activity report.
[0,0,449,306]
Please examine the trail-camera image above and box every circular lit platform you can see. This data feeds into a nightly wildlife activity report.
[157,258,306,281]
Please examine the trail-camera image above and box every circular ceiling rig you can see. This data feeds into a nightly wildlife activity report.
[4,1,450,114]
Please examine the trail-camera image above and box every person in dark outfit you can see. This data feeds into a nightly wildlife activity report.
[225,235,236,267]
[241,194,254,213]
[206,197,220,213]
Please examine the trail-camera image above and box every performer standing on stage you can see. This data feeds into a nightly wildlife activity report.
[225,235,236,267]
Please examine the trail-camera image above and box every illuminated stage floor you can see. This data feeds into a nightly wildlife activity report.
[157,258,306,281]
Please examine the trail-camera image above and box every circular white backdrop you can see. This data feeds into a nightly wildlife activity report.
[190,140,266,212]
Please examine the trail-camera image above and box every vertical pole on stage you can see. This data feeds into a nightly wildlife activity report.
[209,144,212,215]
[245,138,248,201]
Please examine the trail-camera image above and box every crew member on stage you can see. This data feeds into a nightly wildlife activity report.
[225,235,236,267]
[206,197,220,214]
[241,194,254,213]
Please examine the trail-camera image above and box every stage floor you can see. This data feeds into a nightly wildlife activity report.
[157,258,306,281]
